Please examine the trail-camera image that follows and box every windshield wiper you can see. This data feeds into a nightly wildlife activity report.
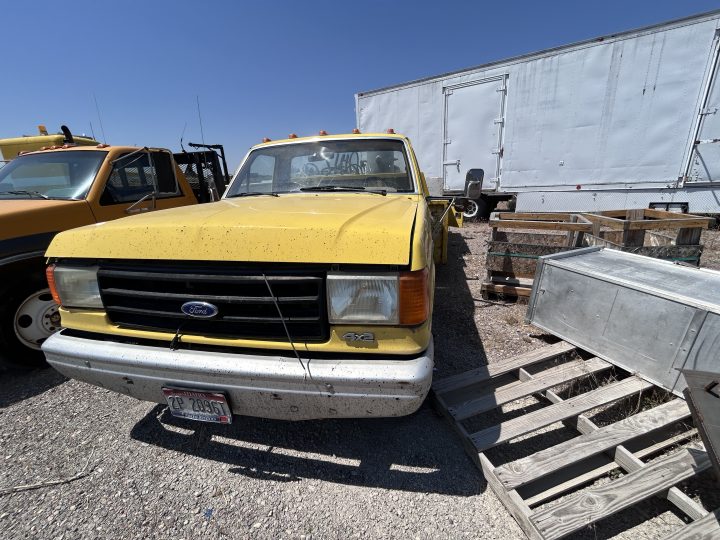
[299,186,387,196]
[227,191,280,198]
[4,190,49,199]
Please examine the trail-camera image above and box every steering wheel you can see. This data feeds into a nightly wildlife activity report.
[302,163,320,176]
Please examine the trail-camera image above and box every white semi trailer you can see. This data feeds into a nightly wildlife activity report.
[356,10,720,217]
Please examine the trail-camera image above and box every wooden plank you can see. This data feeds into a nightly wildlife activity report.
[493,231,570,246]
[524,429,698,507]
[613,443,708,522]
[479,453,544,540]
[449,358,611,421]
[629,218,712,231]
[488,219,593,232]
[494,212,574,222]
[469,377,654,452]
[643,208,684,220]
[494,398,691,489]
[623,209,646,247]
[599,209,640,219]
[432,341,576,395]
[488,242,575,255]
[676,227,703,245]
[543,388,707,520]
[663,508,720,540]
[531,446,711,540]
[481,283,532,297]
[582,214,626,230]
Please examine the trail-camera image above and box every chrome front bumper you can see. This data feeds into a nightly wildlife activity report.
[42,332,434,420]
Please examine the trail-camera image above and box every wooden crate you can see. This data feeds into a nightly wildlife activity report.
[483,210,714,301]
[432,342,719,540]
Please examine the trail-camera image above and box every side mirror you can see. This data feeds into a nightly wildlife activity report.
[464,169,484,199]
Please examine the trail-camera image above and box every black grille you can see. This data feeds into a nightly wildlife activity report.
[97,262,328,342]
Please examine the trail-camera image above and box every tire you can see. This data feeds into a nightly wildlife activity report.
[0,273,59,369]
[462,199,480,220]
[463,197,496,221]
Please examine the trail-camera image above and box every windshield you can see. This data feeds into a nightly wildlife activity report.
[225,139,415,197]
[0,151,106,200]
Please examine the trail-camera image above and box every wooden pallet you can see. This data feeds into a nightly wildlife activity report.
[433,341,719,540]
[483,210,713,300]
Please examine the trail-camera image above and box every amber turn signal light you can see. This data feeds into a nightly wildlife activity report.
[46,264,62,305]
[399,268,430,325]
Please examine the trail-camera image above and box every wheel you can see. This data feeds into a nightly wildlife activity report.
[0,274,59,368]
[462,199,480,219]
[302,163,320,176]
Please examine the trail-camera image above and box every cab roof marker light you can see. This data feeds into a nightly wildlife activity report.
[386,128,395,134]
[319,130,328,136]
[289,133,298,139]
[352,128,361,134]
[262,137,272,143]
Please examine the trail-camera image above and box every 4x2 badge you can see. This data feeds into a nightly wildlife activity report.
[341,332,375,342]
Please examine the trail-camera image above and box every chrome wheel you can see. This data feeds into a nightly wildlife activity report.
[13,288,60,350]
[462,199,480,219]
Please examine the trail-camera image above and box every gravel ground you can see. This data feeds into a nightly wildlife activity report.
[1,222,719,539]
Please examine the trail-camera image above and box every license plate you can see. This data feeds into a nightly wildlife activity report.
[162,388,232,424]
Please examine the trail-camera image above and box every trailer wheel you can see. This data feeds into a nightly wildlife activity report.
[463,198,496,220]
[462,199,481,220]
[0,274,56,369]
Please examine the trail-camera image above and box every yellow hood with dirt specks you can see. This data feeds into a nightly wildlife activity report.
[46,194,420,265]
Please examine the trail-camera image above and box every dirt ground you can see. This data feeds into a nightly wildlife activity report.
[1,222,719,539]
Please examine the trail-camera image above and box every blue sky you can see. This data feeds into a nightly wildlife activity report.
[2,1,719,169]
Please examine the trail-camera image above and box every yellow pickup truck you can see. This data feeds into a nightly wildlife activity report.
[42,132,464,421]
[0,143,228,368]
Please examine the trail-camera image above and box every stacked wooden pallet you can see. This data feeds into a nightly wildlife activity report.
[482,209,713,301]
[433,341,720,540]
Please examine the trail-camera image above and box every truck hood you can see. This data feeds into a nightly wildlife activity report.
[46,194,421,265]
[0,199,95,242]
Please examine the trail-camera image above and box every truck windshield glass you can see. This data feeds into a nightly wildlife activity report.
[226,139,414,197]
[0,151,106,200]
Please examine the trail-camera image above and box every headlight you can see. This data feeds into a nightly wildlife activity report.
[327,269,429,325]
[46,264,103,309]
[327,273,399,324]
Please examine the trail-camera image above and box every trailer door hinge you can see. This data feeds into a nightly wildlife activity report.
[444,89,453,95]
[700,107,718,116]
[494,117,505,125]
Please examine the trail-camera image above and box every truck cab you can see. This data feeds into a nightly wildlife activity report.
[41,132,460,421]
[0,145,201,367]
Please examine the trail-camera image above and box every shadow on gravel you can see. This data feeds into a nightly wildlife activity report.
[131,402,487,496]
[432,230,488,378]
[0,366,67,407]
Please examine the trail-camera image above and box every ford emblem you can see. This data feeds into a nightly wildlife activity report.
[181,301,219,318]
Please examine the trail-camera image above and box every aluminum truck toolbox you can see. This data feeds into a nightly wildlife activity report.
[527,247,720,395]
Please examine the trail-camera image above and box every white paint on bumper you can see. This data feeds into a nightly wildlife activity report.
[42,332,434,420]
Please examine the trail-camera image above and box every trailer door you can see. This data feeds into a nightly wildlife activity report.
[685,31,720,183]
[442,75,507,193]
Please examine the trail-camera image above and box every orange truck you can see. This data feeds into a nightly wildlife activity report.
[0,131,227,368]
